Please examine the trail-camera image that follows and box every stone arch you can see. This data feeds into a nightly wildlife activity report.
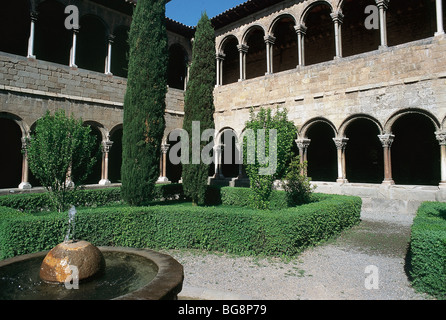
[270,14,298,73]
[268,13,298,35]
[83,120,106,185]
[339,113,383,137]
[300,117,338,138]
[218,34,240,52]
[217,127,240,178]
[243,25,267,80]
[300,1,336,66]
[241,24,267,45]
[384,108,441,134]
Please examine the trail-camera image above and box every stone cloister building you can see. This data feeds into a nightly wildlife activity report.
[1,0,446,204]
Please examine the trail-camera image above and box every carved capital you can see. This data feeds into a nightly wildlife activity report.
[161,144,170,154]
[237,44,249,53]
[375,0,389,10]
[378,134,395,148]
[333,138,349,150]
[296,138,311,150]
[436,131,446,146]
[216,51,226,61]
[264,35,276,45]
[330,12,344,24]
[101,140,114,153]
[294,24,308,36]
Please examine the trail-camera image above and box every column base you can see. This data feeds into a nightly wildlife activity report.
[18,182,32,190]
[382,179,395,186]
[27,55,36,61]
[99,179,111,186]
[439,182,446,188]
[157,177,170,184]
[336,179,348,184]
[435,31,445,37]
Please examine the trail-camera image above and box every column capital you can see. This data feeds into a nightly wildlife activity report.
[264,34,276,45]
[375,0,389,10]
[107,34,115,43]
[296,138,311,150]
[237,44,249,53]
[330,12,344,24]
[101,140,114,153]
[436,131,446,145]
[333,137,349,150]
[216,51,226,60]
[30,11,39,21]
[378,134,395,147]
[294,24,308,35]
[161,144,170,154]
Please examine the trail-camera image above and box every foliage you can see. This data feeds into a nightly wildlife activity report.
[243,107,297,209]
[26,110,98,212]
[0,194,361,260]
[121,0,168,206]
[283,156,315,206]
[181,12,216,206]
[409,202,446,299]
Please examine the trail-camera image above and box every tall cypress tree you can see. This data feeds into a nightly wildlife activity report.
[121,0,168,206]
[182,13,216,206]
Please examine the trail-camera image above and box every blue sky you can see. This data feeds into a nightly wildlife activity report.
[166,0,247,26]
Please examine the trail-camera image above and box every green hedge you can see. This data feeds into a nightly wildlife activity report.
[0,184,185,213]
[0,193,361,260]
[409,202,446,299]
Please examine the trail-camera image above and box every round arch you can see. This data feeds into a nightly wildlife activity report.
[268,13,298,34]
[339,113,383,137]
[241,24,267,45]
[384,108,441,134]
[299,0,334,24]
[299,117,338,138]
[218,34,240,52]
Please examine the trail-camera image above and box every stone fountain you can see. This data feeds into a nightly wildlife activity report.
[0,206,184,300]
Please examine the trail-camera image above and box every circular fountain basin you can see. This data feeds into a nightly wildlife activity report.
[0,247,183,300]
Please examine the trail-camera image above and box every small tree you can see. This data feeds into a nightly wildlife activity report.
[283,156,315,206]
[181,12,216,206]
[121,0,168,206]
[243,107,297,209]
[26,110,98,212]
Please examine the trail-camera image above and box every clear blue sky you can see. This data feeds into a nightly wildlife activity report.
[166,0,247,26]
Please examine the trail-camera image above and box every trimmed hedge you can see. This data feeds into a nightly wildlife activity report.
[0,193,361,260]
[409,202,446,299]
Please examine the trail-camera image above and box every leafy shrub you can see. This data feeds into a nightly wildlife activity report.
[283,156,315,206]
[409,202,446,299]
[0,194,361,260]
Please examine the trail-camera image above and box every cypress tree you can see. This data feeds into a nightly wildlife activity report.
[182,13,216,206]
[121,0,168,206]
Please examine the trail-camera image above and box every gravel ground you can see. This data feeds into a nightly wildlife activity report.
[164,208,434,300]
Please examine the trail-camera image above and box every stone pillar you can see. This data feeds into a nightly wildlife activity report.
[296,138,311,176]
[264,35,276,74]
[99,139,113,185]
[27,12,38,59]
[435,0,445,36]
[295,25,307,67]
[378,134,395,185]
[213,144,225,179]
[331,12,344,59]
[157,144,170,183]
[237,44,248,81]
[105,35,114,76]
[69,28,79,68]
[333,138,349,183]
[216,52,225,86]
[376,0,389,48]
[436,131,446,187]
[18,137,32,190]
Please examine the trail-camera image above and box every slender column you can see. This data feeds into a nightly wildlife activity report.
[436,132,446,187]
[213,144,225,179]
[105,35,115,76]
[264,35,276,74]
[376,0,389,48]
[237,44,248,81]
[185,61,191,89]
[18,137,32,190]
[333,138,349,183]
[331,12,344,59]
[378,134,395,185]
[157,144,170,183]
[99,139,113,185]
[295,25,307,67]
[69,28,79,68]
[216,52,225,86]
[27,12,38,59]
[296,139,311,176]
[435,0,445,36]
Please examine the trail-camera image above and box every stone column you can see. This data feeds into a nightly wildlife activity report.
[264,35,276,74]
[69,28,79,68]
[213,144,225,179]
[216,52,225,86]
[27,12,38,59]
[105,35,115,76]
[99,139,113,185]
[435,0,445,36]
[237,44,248,81]
[378,134,395,185]
[331,12,344,59]
[296,138,311,176]
[295,25,307,67]
[18,137,32,190]
[157,144,170,183]
[376,0,389,48]
[333,138,349,183]
[436,131,446,187]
